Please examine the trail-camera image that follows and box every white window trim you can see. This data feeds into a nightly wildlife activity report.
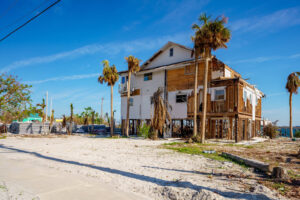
[175,93,187,103]
[210,86,226,101]
[129,97,134,106]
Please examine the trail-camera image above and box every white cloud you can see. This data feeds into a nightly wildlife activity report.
[24,73,99,84]
[1,32,190,73]
[289,53,300,58]
[226,52,300,64]
[231,7,300,33]
[157,0,210,24]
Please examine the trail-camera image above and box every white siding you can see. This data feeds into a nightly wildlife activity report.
[225,68,232,78]
[145,45,192,69]
[121,70,165,120]
[168,89,192,119]
[243,86,263,120]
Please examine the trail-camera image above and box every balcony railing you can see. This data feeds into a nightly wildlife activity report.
[118,83,127,94]
[118,83,135,94]
[211,101,226,113]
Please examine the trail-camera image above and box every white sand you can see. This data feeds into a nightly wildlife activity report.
[0,136,286,200]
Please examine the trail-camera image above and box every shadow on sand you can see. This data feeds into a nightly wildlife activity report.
[0,144,273,200]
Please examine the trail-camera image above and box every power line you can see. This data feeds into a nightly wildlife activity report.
[0,0,50,31]
[0,0,61,43]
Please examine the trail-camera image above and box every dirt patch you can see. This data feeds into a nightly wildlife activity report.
[164,137,300,199]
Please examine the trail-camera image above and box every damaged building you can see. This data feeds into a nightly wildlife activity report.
[119,42,264,142]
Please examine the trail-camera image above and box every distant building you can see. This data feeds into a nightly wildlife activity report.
[119,42,264,141]
[22,114,42,122]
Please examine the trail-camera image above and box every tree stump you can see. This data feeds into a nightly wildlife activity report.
[272,167,285,179]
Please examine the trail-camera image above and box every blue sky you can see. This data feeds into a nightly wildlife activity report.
[0,0,299,126]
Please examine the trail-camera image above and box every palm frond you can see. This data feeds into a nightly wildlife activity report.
[191,13,231,58]
[286,72,299,94]
[98,60,119,86]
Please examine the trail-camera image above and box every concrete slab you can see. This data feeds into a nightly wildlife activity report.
[0,153,148,200]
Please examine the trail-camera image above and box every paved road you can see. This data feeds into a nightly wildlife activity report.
[0,152,147,200]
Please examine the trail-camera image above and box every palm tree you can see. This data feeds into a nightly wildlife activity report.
[69,103,73,135]
[124,55,141,137]
[91,110,95,133]
[105,112,110,125]
[60,115,67,132]
[49,109,54,134]
[192,13,231,143]
[98,60,119,137]
[151,88,172,139]
[285,72,300,139]
[37,98,46,134]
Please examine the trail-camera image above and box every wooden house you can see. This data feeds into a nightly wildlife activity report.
[119,42,264,142]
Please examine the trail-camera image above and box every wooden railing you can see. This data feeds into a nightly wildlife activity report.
[211,101,226,113]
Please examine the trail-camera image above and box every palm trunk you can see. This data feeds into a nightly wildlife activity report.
[200,57,209,143]
[110,85,114,137]
[289,92,293,139]
[125,72,131,137]
[193,59,198,138]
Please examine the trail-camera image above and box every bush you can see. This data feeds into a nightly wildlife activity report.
[295,131,300,138]
[263,124,278,139]
[137,123,151,139]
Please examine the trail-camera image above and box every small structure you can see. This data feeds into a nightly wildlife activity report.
[119,41,264,141]
[22,114,42,122]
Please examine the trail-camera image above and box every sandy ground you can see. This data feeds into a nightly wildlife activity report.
[0,135,286,200]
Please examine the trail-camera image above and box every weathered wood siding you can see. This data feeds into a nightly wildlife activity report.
[167,62,212,92]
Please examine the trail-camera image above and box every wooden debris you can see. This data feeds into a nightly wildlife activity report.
[272,167,286,179]
[221,152,273,172]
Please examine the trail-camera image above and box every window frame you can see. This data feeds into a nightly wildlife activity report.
[214,89,225,101]
[144,73,152,81]
[150,96,154,104]
[176,94,187,103]
[129,97,133,106]
[169,48,174,57]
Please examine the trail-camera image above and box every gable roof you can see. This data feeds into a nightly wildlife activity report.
[141,41,192,70]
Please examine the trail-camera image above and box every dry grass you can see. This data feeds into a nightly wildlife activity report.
[163,137,300,199]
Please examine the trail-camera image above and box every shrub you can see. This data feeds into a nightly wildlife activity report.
[263,124,278,139]
[295,131,300,138]
[137,123,151,139]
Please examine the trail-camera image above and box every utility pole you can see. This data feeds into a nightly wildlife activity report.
[46,91,48,122]
[101,97,104,119]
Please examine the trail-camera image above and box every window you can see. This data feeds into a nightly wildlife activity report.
[184,65,195,75]
[144,73,152,81]
[129,98,133,106]
[215,89,225,100]
[176,94,187,103]
[150,96,154,104]
[169,48,173,57]
[121,76,128,84]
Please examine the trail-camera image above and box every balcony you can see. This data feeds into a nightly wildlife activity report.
[118,83,128,94]
[211,101,226,113]
[119,83,140,96]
